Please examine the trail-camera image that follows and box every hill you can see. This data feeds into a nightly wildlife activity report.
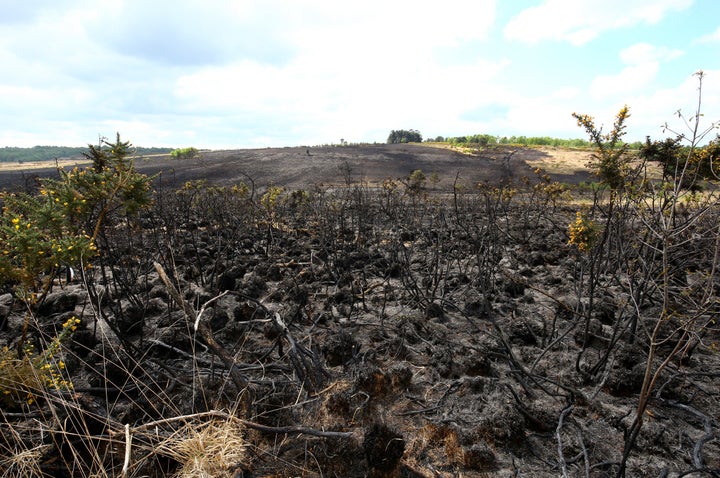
[0,143,595,191]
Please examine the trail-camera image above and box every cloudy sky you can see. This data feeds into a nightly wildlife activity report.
[1,0,718,148]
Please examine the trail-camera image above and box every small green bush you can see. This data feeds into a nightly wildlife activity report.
[170,147,199,159]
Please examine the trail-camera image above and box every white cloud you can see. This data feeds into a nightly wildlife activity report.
[504,0,693,45]
[695,26,720,44]
[174,53,510,146]
[633,70,720,140]
[88,0,296,66]
[590,43,683,99]
[591,63,660,98]
[0,0,67,24]
[620,43,683,64]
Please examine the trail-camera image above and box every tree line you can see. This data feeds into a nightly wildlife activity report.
[434,134,645,149]
[387,130,647,149]
[0,145,173,163]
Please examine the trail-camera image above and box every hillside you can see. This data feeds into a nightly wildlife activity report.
[0,143,595,192]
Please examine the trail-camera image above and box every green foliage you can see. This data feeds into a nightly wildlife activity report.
[261,186,286,216]
[387,129,422,144]
[170,147,200,160]
[571,74,720,475]
[0,316,80,407]
[497,135,591,148]
[573,105,632,191]
[448,133,496,146]
[0,145,172,163]
[406,169,426,194]
[0,134,153,291]
[640,135,720,185]
[441,134,638,149]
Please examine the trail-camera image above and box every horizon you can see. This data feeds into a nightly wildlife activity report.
[0,134,614,150]
[1,1,719,149]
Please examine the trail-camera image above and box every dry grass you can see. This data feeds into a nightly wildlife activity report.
[0,444,47,478]
[0,159,90,172]
[153,417,247,478]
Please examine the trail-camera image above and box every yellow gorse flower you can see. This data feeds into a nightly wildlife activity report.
[568,211,599,253]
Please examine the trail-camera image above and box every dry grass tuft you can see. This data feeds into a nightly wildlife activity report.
[155,418,247,478]
[0,444,47,478]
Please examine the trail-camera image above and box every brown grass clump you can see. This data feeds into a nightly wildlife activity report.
[0,444,46,478]
[154,418,247,478]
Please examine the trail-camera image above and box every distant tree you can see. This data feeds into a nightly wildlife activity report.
[170,147,199,160]
[387,129,422,144]
[640,134,720,186]
[638,136,684,182]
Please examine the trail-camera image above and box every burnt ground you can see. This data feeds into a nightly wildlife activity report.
[0,143,594,192]
[0,144,718,477]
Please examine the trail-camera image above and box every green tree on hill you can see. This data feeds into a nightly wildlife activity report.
[387,129,422,144]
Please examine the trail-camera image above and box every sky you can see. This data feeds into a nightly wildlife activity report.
[0,0,719,149]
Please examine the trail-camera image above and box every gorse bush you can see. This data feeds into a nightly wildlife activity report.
[567,210,599,253]
[640,134,720,187]
[0,134,151,410]
[0,316,80,407]
[0,134,152,297]
[572,72,720,477]
[573,105,632,191]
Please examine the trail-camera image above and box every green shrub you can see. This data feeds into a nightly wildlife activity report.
[170,147,199,159]
[0,134,151,410]
[0,316,80,407]
[0,134,152,295]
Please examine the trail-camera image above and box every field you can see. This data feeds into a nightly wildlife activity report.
[0,143,718,477]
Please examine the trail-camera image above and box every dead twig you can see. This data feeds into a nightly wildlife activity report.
[665,400,718,471]
[153,262,251,410]
[556,402,574,478]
